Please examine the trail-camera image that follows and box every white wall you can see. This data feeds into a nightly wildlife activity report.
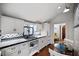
[0,15,1,36]
[74,4,79,52]
[50,11,74,42]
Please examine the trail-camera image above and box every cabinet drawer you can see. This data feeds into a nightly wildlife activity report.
[19,42,29,49]
[1,45,18,56]
[4,45,17,52]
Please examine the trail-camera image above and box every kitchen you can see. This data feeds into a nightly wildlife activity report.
[0,3,52,56]
[0,3,79,56]
[0,15,52,56]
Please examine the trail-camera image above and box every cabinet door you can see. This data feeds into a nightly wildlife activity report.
[38,38,44,50]
[14,19,24,34]
[45,36,51,45]
[0,51,1,56]
[1,16,14,34]
[41,38,45,48]
[1,42,29,56]
[43,37,48,46]
[17,42,30,56]
[1,45,18,56]
[38,38,42,50]
[39,37,49,50]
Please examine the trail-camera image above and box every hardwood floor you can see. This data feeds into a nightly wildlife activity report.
[33,44,54,56]
[33,44,74,56]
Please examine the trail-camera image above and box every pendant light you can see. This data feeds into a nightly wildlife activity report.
[63,4,70,13]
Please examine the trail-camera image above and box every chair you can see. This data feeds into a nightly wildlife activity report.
[49,48,67,56]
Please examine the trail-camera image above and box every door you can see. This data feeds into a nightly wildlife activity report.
[61,25,66,40]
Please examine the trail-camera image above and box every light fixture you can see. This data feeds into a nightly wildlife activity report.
[58,6,61,9]
[63,7,70,13]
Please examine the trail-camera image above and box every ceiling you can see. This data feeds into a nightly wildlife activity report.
[1,3,73,23]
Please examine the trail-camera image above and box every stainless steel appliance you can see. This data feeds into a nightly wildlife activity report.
[23,26,34,38]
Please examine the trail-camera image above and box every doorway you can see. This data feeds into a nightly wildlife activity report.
[54,23,66,43]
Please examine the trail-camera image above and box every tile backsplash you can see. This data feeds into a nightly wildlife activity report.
[1,33,23,39]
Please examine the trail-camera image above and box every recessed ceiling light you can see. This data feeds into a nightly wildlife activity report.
[58,6,61,9]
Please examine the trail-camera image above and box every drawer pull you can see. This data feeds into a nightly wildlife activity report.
[18,50,21,54]
[23,44,26,46]
[42,41,43,43]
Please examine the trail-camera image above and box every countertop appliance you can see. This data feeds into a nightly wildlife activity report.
[23,26,34,39]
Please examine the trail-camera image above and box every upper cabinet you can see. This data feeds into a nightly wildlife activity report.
[1,16,14,35]
[1,15,51,35]
[1,15,42,35]
[43,23,51,36]
[74,4,79,27]
[36,24,42,32]
[13,19,24,34]
[1,16,25,35]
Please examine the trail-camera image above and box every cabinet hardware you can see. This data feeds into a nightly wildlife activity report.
[23,44,26,46]
[18,50,21,54]
[42,41,43,43]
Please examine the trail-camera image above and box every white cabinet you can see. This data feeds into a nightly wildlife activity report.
[43,23,51,35]
[1,42,30,56]
[36,24,43,32]
[0,51,1,56]
[1,45,18,56]
[38,37,48,50]
[17,42,30,56]
[44,37,48,46]
[14,19,24,34]
[1,16,14,34]
[38,36,52,50]
[1,16,25,35]
[38,38,43,50]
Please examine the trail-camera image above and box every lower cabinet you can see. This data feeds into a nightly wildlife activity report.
[38,38,44,50]
[1,45,18,56]
[38,36,48,50]
[1,36,50,56]
[0,51,1,56]
[1,42,30,56]
[17,42,30,56]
